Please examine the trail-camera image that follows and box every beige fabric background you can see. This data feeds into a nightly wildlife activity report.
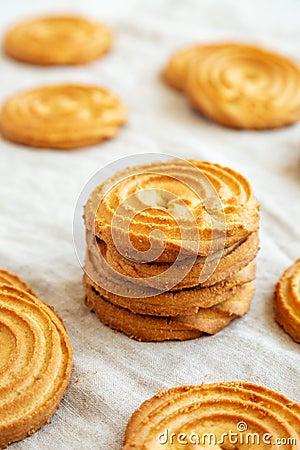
[0,0,299,448]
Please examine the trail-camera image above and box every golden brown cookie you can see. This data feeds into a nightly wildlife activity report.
[85,281,253,342]
[275,259,300,343]
[0,269,34,295]
[85,160,260,261]
[0,284,72,448]
[184,43,300,129]
[123,382,300,449]
[3,15,112,65]
[87,230,258,292]
[0,84,126,150]
[85,248,256,316]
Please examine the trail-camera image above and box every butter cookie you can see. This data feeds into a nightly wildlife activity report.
[0,283,72,448]
[123,382,300,449]
[4,15,112,65]
[0,84,126,149]
[275,259,300,343]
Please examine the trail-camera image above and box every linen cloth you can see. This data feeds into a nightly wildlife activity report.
[0,0,299,448]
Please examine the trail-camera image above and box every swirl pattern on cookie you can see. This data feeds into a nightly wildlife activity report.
[185,43,300,129]
[123,382,300,449]
[0,269,34,295]
[0,284,72,448]
[275,259,300,343]
[162,44,219,91]
[0,84,126,149]
[4,15,112,65]
[85,160,259,262]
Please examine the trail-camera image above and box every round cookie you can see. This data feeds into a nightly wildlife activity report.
[275,259,300,343]
[85,160,260,261]
[0,268,34,295]
[0,283,72,448]
[0,84,126,149]
[84,281,254,342]
[185,43,300,129]
[3,15,112,65]
[123,382,300,449]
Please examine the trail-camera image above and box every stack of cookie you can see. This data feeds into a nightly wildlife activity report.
[83,160,260,341]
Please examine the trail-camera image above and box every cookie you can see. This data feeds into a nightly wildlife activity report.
[0,283,72,448]
[0,268,34,295]
[0,84,126,150]
[123,382,300,449]
[3,15,112,65]
[275,259,300,343]
[84,281,253,342]
[87,230,259,291]
[85,248,256,316]
[184,43,300,129]
[85,160,260,261]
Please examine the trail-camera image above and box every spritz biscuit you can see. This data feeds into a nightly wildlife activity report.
[275,259,300,343]
[185,43,300,129]
[0,283,72,448]
[123,382,300,448]
[85,160,259,261]
[0,84,126,149]
[163,43,300,129]
[4,15,112,65]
